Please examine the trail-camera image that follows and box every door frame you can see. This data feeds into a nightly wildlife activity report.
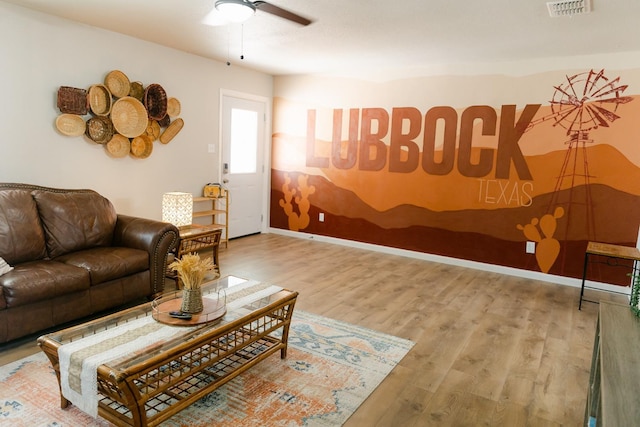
[218,89,271,234]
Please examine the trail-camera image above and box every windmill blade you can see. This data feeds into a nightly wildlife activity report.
[597,95,634,104]
[553,84,574,100]
[564,74,580,99]
[550,98,579,107]
[591,84,628,100]
[586,69,606,96]
[585,105,611,127]
[590,77,622,98]
[589,104,621,123]
[583,69,597,97]
[254,1,312,25]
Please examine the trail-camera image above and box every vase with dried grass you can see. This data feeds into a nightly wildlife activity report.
[168,253,215,313]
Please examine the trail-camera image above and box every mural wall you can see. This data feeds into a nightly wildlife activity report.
[271,69,640,283]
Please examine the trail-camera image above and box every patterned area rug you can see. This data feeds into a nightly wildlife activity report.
[0,311,413,426]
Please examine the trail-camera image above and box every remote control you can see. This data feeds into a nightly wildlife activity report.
[169,311,192,320]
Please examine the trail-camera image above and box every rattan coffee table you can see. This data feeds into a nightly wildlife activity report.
[37,276,298,427]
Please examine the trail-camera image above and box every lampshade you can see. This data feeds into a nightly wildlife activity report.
[215,0,256,23]
[162,192,193,227]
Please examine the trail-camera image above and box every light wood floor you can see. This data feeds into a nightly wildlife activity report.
[0,233,628,426]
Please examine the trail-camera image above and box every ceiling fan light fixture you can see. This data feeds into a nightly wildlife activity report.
[215,0,256,23]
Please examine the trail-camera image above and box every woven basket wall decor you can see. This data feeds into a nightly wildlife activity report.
[111,96,149,138]
[85,116,115,144]
[57,86,89,115]
[129,81,144,101]
[105,70,131,98]
[145,120,161,141]
[55,114,86,137]
[55,71,183,159]
[167,97,181,117]
[144,83,168,121]
[158,114,171,128]
[88,84,112,116]
[160,118,184,144]
[105,133,131,158]
[130,134,153,159]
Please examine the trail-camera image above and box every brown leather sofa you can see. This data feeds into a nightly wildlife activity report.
[0,183,179,343]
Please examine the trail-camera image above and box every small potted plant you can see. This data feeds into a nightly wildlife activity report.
[168,253,215,313]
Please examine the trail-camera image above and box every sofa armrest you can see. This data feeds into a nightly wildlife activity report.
[113,215,179,296]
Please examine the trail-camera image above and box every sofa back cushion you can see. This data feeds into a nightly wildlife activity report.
[33,190,117,258]
[0,190,47,264]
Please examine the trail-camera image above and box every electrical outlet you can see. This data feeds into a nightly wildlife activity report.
[208,144,215,153]
[526,241,536,254]
[319,212,325,222]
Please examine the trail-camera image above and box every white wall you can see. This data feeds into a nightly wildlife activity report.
[0,2,272,220]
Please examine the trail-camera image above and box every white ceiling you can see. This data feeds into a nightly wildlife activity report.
[5,0,640,79]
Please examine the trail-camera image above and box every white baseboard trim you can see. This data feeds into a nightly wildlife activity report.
[266,228,632,296]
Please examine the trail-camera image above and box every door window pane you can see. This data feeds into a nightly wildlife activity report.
[230,108,258,174]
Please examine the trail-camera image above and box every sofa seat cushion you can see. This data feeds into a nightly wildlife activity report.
[55,247,148,286]
[0,190,47,264]
[33,190,117,258]
[0,260,89,308]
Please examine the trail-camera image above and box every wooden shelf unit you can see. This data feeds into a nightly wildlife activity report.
[584,301,640,426]
[192,192,228,247]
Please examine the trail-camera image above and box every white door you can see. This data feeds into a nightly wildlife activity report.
[220,93,266,239]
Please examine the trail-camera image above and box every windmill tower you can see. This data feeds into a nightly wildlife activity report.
[526,69,632,270]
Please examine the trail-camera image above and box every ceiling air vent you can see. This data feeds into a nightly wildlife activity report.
[547,0,591,17]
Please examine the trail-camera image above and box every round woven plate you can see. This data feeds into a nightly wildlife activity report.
[144,83,168,120]
[167,97,181,117]
[55,114,85,136]
[111,96,149,138]
[85,116,114,144]
[105,133,130,158]
[105,70,131,98]
[88,84,112,116]
[130,134,153,159]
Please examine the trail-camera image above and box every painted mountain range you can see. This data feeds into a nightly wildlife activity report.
[270,94,640,282]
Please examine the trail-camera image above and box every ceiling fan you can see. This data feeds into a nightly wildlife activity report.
[215,0,312,26]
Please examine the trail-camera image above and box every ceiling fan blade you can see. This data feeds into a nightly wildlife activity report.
[253,1,313,26]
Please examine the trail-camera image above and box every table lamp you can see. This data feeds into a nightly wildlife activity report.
[162,192,193,228]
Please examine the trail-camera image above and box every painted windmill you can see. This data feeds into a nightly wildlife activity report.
[520,69,632,272]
